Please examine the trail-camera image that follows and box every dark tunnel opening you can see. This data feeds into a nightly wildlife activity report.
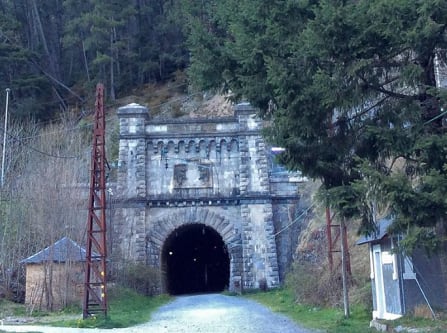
[162,224,230,295]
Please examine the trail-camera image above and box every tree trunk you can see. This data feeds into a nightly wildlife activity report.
[110,29,115,100]
[82,40,91,82]
[30,0,56,77]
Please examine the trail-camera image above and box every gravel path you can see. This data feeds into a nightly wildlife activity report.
[1,294,318,333]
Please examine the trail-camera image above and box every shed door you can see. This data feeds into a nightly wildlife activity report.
[373,244,386,319]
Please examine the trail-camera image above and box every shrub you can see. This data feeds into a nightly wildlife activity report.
[114,263,161,296]
[286,261,343,307]
[349,277,373,311]
[286,259,373,311]
[413,304,434,319]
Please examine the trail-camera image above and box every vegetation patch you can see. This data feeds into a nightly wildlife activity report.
[46,287,171,329]
[245,288,375,333]
[0,287,170,329]
[384,311,447,333]
[246,288,447,333]
[113,262,161,296]
[0,298,27,318]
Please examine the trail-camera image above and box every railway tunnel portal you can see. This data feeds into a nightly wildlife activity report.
[111,102,304,293]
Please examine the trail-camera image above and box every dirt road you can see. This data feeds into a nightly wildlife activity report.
[1,294,318,333]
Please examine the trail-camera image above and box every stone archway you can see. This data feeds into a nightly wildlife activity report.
[147,207,243,294]
[162,223,230,295]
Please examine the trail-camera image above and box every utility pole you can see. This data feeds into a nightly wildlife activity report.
[326,207,334,271]
[1,88,10,188]
[340,216,350,318]
[83,83,108,319]
[326,206,351,318]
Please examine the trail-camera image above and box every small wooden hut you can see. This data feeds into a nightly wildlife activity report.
[357,217,447,320]
[20,237,89,311]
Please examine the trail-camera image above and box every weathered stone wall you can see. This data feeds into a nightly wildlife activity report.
[112,102,303,292]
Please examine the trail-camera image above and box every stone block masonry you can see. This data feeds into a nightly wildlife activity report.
[112,102,303,293]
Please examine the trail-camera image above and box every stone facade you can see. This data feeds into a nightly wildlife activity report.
[112,102,303,292]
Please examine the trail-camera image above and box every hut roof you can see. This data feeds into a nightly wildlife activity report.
[20,237,96,264]
[357,217,393,245]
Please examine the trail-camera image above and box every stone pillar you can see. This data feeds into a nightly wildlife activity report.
[114,103,149,263]
[235,102,269,194]
[117,103,149,199]
[235,102,262,131]
[240,203,280,289]
[236,102,280,289]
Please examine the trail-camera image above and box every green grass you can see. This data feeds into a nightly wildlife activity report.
[48,288,171,328]
[4,287,447,331]
[245,288,447,333]
[0,298,28,318]
[385,313,447,333]
[245,288,376,333]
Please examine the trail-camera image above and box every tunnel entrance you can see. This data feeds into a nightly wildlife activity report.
[162,224,230,295]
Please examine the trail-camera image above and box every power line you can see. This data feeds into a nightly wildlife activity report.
[273,203,315,237]
[0,87,222,159]
[16,124,92,141]
[0,124,86,159]
[25,145,84,159]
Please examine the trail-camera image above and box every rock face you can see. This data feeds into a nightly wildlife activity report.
[112,102,304,293]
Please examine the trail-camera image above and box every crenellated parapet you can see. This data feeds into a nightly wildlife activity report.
[147,138,239,155]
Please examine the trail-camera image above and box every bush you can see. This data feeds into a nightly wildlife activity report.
[286,261,344,307]
[286,260,373,311]
[349,277,373,311]
[114,263,160,296]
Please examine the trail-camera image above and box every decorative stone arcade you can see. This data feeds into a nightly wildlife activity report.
[112,102,301,293]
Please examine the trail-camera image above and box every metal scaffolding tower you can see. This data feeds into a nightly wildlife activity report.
[83,83,108,319]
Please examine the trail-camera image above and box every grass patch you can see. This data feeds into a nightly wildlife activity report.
[48,287,171,328]
[245,288,376,333]
[0,298,27,317]
[384,312,447,333]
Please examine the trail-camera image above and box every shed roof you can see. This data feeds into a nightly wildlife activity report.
[357,217,393,245]
[20,237,94,264]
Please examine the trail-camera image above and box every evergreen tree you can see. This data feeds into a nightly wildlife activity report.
[184,0,447,252]
[0,0,188,120]
[131,0,188,84]
[0,0,55,120]
[63,1,136,100]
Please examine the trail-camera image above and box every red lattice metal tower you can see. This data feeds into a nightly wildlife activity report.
[83,83,108,318]
[326,207,351,275]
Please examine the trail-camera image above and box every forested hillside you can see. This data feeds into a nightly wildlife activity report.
[1,0,447,313]
[0,0,188,120]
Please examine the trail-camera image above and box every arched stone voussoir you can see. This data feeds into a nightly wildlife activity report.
[150,207,236,248]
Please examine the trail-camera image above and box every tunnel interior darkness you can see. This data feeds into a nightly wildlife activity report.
[162,224,230,295]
